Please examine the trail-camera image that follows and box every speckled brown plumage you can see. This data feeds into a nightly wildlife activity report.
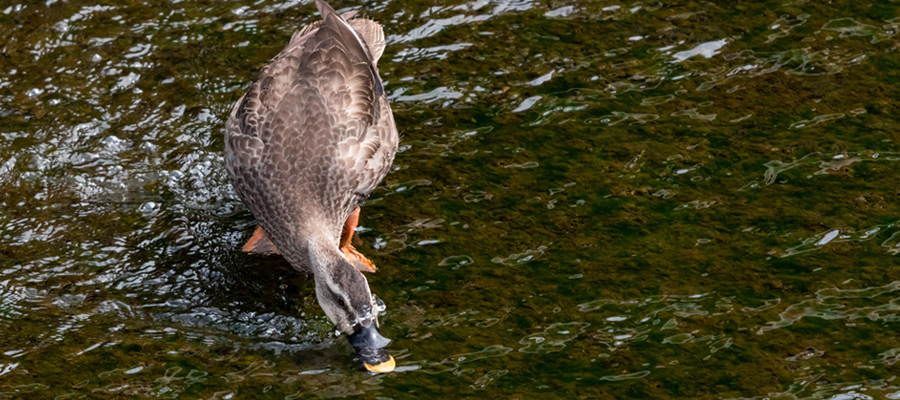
[224,1,397,274]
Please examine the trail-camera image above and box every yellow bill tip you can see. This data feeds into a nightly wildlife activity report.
[364,355,395,373]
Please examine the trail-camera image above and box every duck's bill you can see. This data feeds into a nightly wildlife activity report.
[364,355,395,373]
[347,324,394,373]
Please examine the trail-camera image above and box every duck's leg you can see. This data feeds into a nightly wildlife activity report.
[243,225,280,255]
[340,207,377,273]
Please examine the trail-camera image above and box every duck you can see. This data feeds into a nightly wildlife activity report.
[223,0,398,373]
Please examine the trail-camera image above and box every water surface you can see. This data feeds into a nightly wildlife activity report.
[2,0,900,398]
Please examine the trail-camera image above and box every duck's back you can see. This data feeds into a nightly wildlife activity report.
[224,0,397,257]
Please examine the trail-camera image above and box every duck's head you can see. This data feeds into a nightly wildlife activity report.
[311,248,394,373]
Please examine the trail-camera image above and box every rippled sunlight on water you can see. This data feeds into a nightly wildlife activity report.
[2,0,900,398]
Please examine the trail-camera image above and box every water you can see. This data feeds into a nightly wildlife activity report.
[1,0,900,398]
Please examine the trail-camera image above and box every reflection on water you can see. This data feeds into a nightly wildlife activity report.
[2,0,900,397]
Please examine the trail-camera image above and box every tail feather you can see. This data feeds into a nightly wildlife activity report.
[290,3,384,65]
[313,0,383,95]
[348,18,385,64]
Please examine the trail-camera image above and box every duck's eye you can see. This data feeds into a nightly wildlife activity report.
[337,298,346,307]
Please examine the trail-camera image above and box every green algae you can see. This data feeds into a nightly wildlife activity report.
[1,0,900,398]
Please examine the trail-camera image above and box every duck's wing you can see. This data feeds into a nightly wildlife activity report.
[224,0,397,234]
[309,0,396,222]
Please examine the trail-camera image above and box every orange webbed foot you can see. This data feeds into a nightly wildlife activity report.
[342,244,377,273]
[340,206,376,272]
[243,225,279,255]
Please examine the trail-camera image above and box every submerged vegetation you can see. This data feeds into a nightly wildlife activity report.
[1,0,900,398]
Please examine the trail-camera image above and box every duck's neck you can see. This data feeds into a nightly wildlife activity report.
[306,233,343,276]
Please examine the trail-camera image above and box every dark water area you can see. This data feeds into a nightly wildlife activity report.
[2,0,900,398]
